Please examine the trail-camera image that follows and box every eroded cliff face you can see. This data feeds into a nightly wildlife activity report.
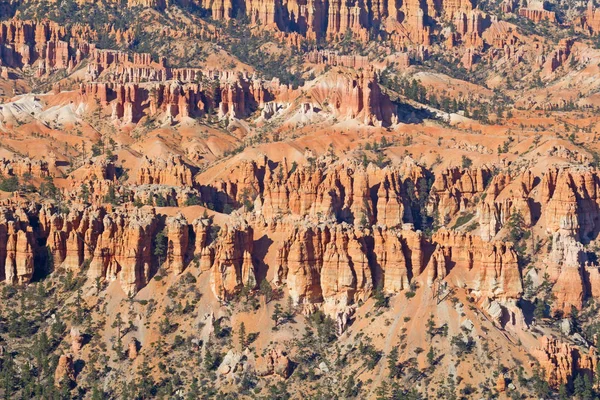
[431,229,522,300]
[274,222,372,332]
[115,157,600,318]
[3,130,600,398]
[532,336,597,388]
[579,2,600,34]
[10,153,600,329]
[266,221,522,331]
[0,9,562,133]
[4,0,476,48]
[136,155,195,187]
[0,19,99,78]
[460,167,600,313]
[368,164,600,315]
[79,70,399,127]
[80,80,216,123]
[0,155,527,330]
[195,158,600,318]
[428,166,491,224]
[0,157,54,178]
[210,219,256,301]
[76,61,400,126]
[0,17,218,75]
[199,156,428,226]
[0,203,250,296]
[188,0,474,44]
[307,70,399,126]
[3,0,600,396]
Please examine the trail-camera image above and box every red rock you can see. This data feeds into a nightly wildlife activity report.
[580,1,600,34]
[532,336,597,388]
[70,327,83,355]
[128,339,138,359]
[54,354,75,386]
[518,0,556,23]
[256,348,292,378]
[431,229,522,300]
[210,219,256,301]
[136,155,194,187]
[165,213,189,275]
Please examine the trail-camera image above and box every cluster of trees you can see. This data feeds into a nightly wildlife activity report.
[497,136,515,154]
[380,346,423,399]
[379,73,508,124]
[221,22,305,88]
[0,175,19,192]
[0,174,62,203]
[91,138,117,158]
[18,0,130,32]
[0,275,82,399]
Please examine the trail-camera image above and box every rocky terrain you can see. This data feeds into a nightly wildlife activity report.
[2,0,600,399]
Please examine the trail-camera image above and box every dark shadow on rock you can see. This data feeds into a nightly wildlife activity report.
[395,102,437,124]
[253,234,273,284]
[81,333,92,347]
[518,299,535,327]
[74,359,86,378]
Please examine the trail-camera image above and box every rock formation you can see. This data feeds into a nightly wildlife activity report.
[128,339,139,359]
[202,157,425,226]
[54,354,75,387]
[256,348,292,378]
[7,154,600,328]
[518,1,556,23]
[580,1,600,34]
[431,229,522,300]
[0,157,54,178]
[0,19,93,72]
[532,336,597,388]
[428,166,490,224]
[308,69,398,126]
[165,212,190,275]
[70,327,83,355]
[136,156,195,187]
[210,219,256,301]
[274,222,371,331]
